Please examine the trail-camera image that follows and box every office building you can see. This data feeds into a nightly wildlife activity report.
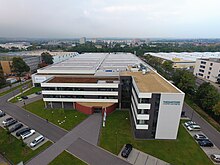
[80,37,86,44]
[32,53,184,140]
[193,58,220,83]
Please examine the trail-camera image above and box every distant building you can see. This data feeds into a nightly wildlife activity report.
[0,42,30,50]
[79,37,86,44]
[193,58,220,83]
[0,56,41,74]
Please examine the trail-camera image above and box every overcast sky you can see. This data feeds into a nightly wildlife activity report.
[0,0,220,38]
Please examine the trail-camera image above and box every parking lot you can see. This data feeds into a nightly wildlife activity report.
[183,123,220,164]
[118,145,170,165]
[0,113,49,150]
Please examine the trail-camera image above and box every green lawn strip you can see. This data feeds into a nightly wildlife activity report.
[10,87,42,103]
[49,151,86,165]
[99,111,213,165]
[24,99,88,131]
[0,80,32,97]
[185,95,220,132]
[0,127,52,164]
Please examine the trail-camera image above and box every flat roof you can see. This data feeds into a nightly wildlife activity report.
[38,53,142,75]
[48,77,119,83]
[145,52,220,62]
[198,58,220,63]
[121,71,180,93]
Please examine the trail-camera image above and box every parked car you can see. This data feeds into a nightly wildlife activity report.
[121,144,133,158]
[194,134,208,141]
[210,154,220,163]
[4,119,17,127]
[16,128,31,136]
[35,91,42,95]
[9,123,23,133]
[17,97,22,101]
[198,140,214,147]
[21,96,28,99]
[21,129,35,139]
[4,119,18,127]
[0,110,6,117]
[184,121,196,127]
[187,124,201,131]
[30,135,45,147]
[2,117,13,126]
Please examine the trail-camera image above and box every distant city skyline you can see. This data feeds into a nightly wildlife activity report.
[1,0,220,38]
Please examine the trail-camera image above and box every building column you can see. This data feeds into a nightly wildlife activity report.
[50,102,53,108]
[62,102,64,109]
[44,101,47,109]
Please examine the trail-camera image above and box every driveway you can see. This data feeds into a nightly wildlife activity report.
[183,103,220,149]
[68,138,131,165]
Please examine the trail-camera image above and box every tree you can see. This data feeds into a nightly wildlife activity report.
[12,57,30,78]
[0,66,6,87]
[41,52,53,65]
[196,82,220,111]
[173,69,196,95]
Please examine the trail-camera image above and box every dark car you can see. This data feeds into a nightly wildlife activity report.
[16,128,31,136]
[35,91,42,95]
[121,144,133,158]
[198,140,214,147]
[9,123,23,133]
[0,110,6,117]
[4,119,17,127]
[21,96,28,99]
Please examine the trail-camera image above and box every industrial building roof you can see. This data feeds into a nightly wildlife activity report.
[145,52,220,62]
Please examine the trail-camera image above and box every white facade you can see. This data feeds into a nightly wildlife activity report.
[155,93,184,139]
[193,58,220,83]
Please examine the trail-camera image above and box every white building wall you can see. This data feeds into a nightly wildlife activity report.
[194,59,220,83]
[155,93,185,139]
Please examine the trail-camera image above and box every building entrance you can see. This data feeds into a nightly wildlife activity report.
[93,107,102,113]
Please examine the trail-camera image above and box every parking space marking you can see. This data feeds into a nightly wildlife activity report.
[118,145,169,165]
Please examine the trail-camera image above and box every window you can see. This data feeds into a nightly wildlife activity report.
[208,72,211,75]
[207,76,210,79]
[200,65,205,69]
[199,69,204,73]
[198,73,203,76]
[209,67,212,70]
[210,63,213,66]
[201,61,206,64]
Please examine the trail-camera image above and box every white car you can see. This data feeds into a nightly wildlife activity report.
[21,129,35,139]
[210,154,220,163]
[187,124,201,131]
[30,135,45,147]
[184,121,196,127]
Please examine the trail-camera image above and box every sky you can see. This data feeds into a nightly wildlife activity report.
[0,0,220,38]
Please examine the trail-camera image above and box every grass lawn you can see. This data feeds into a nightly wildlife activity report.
[10,87,42,103]
[99,111,213,165]
[0,127,52,164]
[185,95,220,132]
[0,80,32,97]
[24,99,88,131]
[49,151,86,165]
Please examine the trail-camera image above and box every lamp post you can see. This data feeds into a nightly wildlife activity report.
[191,110,195,121]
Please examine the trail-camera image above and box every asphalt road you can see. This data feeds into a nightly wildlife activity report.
[183,103,220,149]
[0,87,67,142]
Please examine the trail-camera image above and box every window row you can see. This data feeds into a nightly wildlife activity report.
[43,94,118,99]
[42,87,118,92]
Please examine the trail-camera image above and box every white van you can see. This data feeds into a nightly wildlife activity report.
[30,135,45,147]
[187,124,201,131]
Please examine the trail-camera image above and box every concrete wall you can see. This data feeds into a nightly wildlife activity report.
[155,93,185,139]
